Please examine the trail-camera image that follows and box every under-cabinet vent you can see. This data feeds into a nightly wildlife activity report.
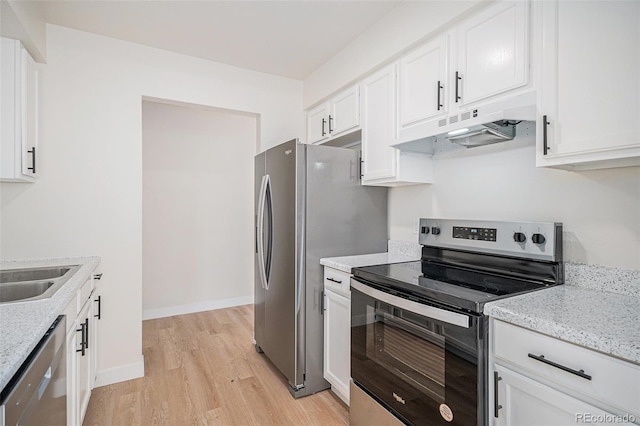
[439,119,447,127]
[461,111,471,121]
[449,115,459,124]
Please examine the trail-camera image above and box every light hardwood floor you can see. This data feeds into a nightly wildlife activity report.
[84,305,349,425]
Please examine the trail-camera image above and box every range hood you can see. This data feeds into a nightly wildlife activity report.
[393,90,536,153]
[447,121,516,147]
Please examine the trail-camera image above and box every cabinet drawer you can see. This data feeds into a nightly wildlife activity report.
[324,267,351,297]
[493,320,640,416]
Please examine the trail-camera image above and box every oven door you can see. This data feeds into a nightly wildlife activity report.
[351,278,486,426]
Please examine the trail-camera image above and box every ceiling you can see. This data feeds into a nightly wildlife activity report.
[36,0,401,80]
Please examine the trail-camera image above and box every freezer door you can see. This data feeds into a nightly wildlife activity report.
[260,139,299,387]
[254,151,267,349]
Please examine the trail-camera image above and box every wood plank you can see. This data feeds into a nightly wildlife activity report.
[84,305,349,425]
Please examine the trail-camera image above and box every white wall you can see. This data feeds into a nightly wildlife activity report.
[0,25,303,385]
[303,0,483,108]
[142,101,256,319]
[388,136,640,270]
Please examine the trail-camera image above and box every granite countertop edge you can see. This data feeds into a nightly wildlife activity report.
[320,252,420,273]
[0,256,101,391]
[484,286,640,366]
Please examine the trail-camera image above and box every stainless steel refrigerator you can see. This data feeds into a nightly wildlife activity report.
[254,139,388,398]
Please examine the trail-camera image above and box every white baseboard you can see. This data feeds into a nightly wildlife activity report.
[142,295,254,320]
[94,356,145,387]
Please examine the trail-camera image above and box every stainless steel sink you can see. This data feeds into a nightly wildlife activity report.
[0,266,73,283]
[0,265,80,304]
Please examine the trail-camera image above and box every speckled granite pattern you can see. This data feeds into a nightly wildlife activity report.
[565,262,640,297]
[387,240,421,259]
[0,257,100,391]
[484,286,640,365]
[320,240,421,273]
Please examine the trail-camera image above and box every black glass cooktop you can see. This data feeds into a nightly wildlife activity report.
[352,261,553,314]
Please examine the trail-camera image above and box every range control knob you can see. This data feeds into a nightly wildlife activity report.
[431,227,441,235]
[513,232,527,243]
[532,233,546,244]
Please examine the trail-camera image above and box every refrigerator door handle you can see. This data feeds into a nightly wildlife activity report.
[257,175,269,290]
[264,177,273,289]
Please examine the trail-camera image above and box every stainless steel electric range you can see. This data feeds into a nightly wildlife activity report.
[350,219,563,426]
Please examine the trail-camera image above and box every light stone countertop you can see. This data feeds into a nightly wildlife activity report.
[320,240,421,273]
[0,257,101,391]
[484,264,640,366]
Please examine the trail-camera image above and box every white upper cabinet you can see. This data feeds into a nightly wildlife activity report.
[536,0,640,170]
[1,37,39,182]
[361,64,397,181]
[395,1,533,147]
[306,84,360,144]
[454,1,529,107]
[307,103,331,145]
[330,85,360,136]
[398,35,449,129]
[361,64,433,186]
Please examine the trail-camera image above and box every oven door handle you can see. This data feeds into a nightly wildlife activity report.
[351,280,470,328]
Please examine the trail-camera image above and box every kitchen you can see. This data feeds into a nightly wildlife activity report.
[1,0,639,425]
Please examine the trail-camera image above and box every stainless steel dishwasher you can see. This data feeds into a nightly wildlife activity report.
[0,316,66,426]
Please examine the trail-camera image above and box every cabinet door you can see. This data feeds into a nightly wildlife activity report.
[90,288,102,388]
[66,324,78,426]
[330,85,360,137]
[323,288,351,405]
[20,45,38,178]
[456,1,529,106]
[399,36,448,128]
[494,365,631,426]
[538,1,640,165]
[77,301,91,424]
[361,63,398,181]
[307,103,330,144]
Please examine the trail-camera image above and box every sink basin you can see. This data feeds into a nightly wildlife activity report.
[0,281,56,303]
[0,265,80,304]
[0,266,74,283]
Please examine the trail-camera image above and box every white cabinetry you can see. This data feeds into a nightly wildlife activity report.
[536,0,640,170]
[307,84,360,144]
[454,1,529,107]
[494,365,626,426]
[396,1,533,148]
[323,267,352,405]
[490,319,640,425]
[65,269,102,425]
[361,64,433,186]
[398,36,448,129]
[1,37,39,182]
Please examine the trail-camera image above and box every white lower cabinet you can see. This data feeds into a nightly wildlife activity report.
[323,267,352,405]
[490,319,640,425]
[494,365,626,426]
[65,269,102,425]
